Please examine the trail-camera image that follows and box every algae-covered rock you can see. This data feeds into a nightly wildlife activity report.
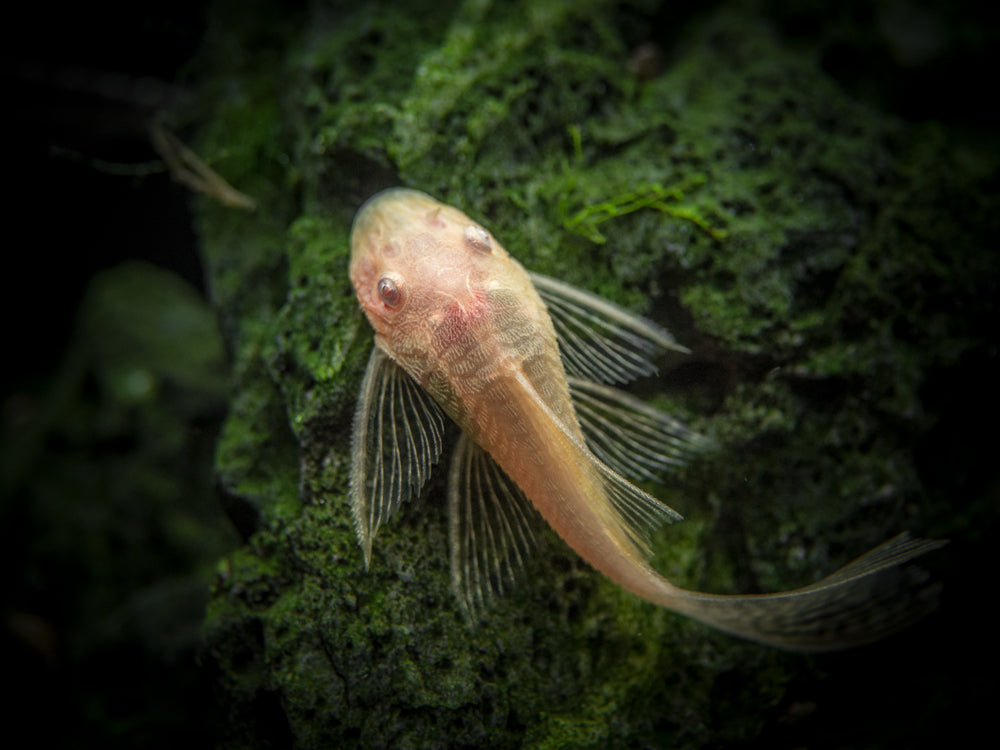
[192,0,997,747]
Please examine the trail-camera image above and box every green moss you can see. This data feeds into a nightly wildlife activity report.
[190,0,997,747]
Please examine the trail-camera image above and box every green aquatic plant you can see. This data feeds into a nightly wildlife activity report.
[556,126,727,245]
[560,175,728,244]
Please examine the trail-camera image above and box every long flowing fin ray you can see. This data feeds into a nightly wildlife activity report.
[549,312,653,383]
[546,300,657,383]
[569,377,713,482]
[671,533,947,650]
[529,271,688,385]
[595,460,683,555]
[350,347,446,566]
[494,370,684,560]
[448,434,541,616]
[776,533,947,592]
[502,370,687,560]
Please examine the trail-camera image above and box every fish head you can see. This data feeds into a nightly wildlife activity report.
[349,188,524,352]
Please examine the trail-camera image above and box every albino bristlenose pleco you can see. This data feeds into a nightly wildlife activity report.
[347,187,945,650]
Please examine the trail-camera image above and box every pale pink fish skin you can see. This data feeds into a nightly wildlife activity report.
[349,188,684,608]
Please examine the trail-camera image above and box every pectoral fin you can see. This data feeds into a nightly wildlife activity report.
[447,433,541,615]
[529,271,688,384]
[350,346,447,566]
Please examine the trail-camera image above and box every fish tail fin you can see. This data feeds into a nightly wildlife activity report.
[667,533,946,650]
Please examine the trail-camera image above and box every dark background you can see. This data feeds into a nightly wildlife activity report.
[5,3,208,395]
[4,1,997,747]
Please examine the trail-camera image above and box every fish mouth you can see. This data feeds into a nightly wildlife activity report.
[349,188,434,330]
[349,188,408,279]
[349,187,452,276]
[355,186,426,213]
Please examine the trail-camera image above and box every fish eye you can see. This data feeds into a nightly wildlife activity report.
[377,276,402,307]
[463,224,492,252]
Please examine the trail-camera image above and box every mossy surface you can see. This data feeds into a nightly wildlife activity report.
[191,1,998,748]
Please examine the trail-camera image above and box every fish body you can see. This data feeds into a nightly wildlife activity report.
[348,187,944,650]
[350,190,664,599]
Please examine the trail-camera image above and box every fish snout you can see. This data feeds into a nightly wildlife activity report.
[352,188,434,239]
